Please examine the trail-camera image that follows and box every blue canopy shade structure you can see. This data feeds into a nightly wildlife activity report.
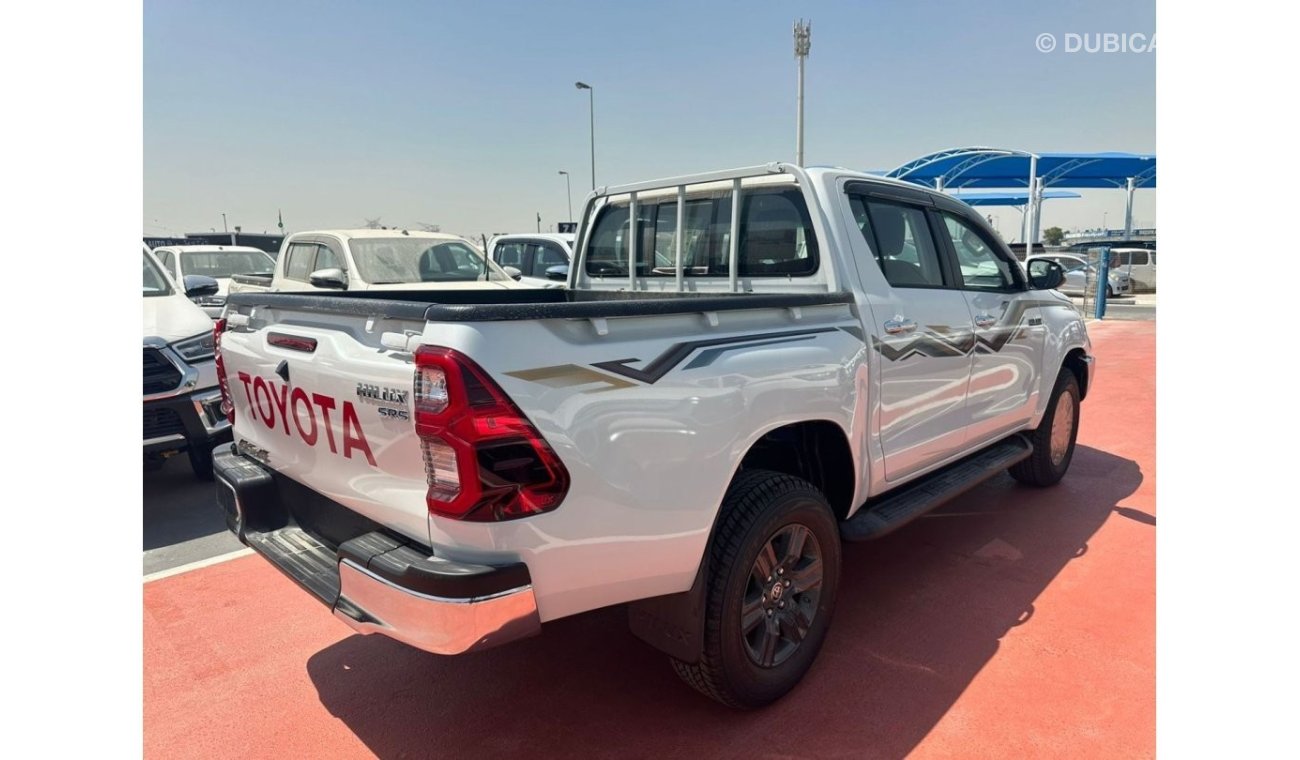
[883,147,1155,243]
[886,148,1155,190]
[950,190,1081,207]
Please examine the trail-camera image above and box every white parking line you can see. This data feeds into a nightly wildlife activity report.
[144,547,254,583]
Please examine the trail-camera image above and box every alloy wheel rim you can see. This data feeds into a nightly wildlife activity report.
[741,523,823,668]
[1050,391,1075,466]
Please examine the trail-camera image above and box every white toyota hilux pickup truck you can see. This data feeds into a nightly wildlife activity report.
[213,164,1092,708]
[227,229,522,294]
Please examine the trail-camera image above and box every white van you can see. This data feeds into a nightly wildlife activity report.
[1109,247,1157,291]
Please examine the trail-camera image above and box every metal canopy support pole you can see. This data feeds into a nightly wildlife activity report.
[1021,155,1037,247]
[674,185,685,292]
[1030,177,1044,248]
[935,176,945,193]
[628,191,638,292]
[729,178,742,293]
[1123,177,1136,239]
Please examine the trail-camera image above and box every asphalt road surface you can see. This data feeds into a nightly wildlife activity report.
[143,454,243,575]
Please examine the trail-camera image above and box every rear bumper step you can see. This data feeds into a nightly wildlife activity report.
[214,446,541,655]
[841,436,1033,542]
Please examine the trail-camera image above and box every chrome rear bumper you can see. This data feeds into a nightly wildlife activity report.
[214,447,541,656]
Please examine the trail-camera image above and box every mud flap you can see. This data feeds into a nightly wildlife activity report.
[627,558,708,664]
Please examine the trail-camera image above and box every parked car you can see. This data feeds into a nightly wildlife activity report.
[142,247,231,478]
[1026,254,1131,298]
[486,233,574,287]
[151,245,276,318]
[212,164,1093,708]
[1108,247,1157,291]
[227,230,522,294]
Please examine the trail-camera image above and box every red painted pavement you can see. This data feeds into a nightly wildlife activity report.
[145,319,1155,759]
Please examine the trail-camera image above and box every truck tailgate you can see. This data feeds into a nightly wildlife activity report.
[219,309,430,544]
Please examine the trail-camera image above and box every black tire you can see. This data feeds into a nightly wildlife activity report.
[1010,369,1081,487]
[670,469,841,708]
[188,441,215,481]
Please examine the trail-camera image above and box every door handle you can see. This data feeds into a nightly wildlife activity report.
[883,318,917,335]
[974,314,997,328]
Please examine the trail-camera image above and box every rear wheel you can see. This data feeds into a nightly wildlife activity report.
[670,469,841,708]
[1010,369,1080,487]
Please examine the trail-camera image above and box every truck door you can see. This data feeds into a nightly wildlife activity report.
[844,190,975,482]
[935,209,1045,445]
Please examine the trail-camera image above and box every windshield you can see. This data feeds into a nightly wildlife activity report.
[180,250,275,278]
[143,251,173,297]
[349,238,508,284]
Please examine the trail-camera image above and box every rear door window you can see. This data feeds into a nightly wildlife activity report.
[850,197,946,288]
[284,242,316,281]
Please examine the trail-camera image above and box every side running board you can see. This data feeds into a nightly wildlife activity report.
[841,436,1033,542]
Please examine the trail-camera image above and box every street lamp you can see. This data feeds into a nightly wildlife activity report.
[575,81,595,190]
[558,170,573,222]
[1102,211,1109,233]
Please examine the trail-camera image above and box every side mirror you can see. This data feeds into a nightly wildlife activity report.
[183,274,220,298]
[545,264,569,282]
[309,268,348,289]
[1027,259,1065,291]
[502,266,523,281]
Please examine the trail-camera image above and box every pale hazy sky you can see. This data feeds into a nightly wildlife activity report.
[144,0,1155,243]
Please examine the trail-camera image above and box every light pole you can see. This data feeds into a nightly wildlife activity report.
[1102,211,1108,233]
[221,213,228,233]
[558,170,573,222]
[575,82,595,190]
[794,20,811,166]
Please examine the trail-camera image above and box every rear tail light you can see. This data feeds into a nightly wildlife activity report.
[413,346,570,522]
[213,318,235,424]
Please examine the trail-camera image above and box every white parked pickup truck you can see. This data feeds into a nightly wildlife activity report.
[486,232,574,287]
[152,245,276,318]
[227,229,521,294]
[213,164,1092,708]
[142,247,231,478]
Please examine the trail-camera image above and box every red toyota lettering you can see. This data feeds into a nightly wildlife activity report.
[252,376,275,429]
[290,387,317,446]
[312,393,339,453]
[341,401,377,466]
[268,382,291,435]
[237,371,257,421]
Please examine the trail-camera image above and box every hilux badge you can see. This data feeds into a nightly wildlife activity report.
[356,383,409,405]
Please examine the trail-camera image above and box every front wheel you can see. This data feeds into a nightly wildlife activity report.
[670,469,841,708]
[1010,369,1081,487]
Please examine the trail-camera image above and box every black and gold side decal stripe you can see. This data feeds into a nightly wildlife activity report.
[591,328,838,384]
[508,327,842,389]
[873,298,1061,362]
